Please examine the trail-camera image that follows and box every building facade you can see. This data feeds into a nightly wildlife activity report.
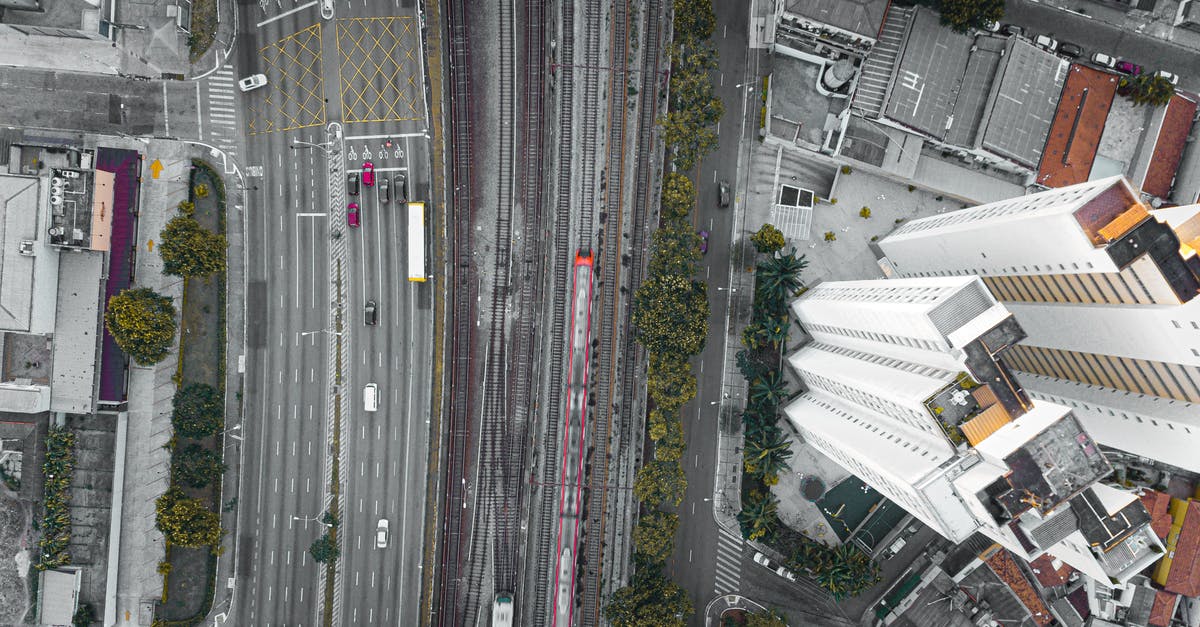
[785,276,1163,585]
[875,176,1200,472]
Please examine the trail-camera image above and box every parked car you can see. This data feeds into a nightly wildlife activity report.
[1034,35,1058,52]
[1058,42,1083,59]
[999,23,1024,37]
[1115,60,1143,75]
[238,74,267,92]
[347,202,360,228]
[698,230,709,254]
[379,176,390,204]
[775,566,797,582]
[1090,52,1117,69]
[376,519,389,548]
[362,161,375,186]
[347,173,360,196]
[753,552,770,567]
[982,20,1001,33]
[1154,69,1180,85]
[718,180,731,208]
[395,174,408,203]
[365,300,378,326]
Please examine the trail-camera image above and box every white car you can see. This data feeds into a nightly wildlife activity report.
[376,519,389,548]
[1090,52,1117,69]
[1034,35,1058,52]
[238,74,268,92]
[982,20,1001,33]
[1154,70,1180,86]
[776,566,797,582]
[753,552,770,567]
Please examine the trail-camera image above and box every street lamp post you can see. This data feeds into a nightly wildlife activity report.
[299,329,343,338]
[291,139,334,155]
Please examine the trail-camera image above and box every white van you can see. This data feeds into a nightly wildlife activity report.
[364,383,378,412]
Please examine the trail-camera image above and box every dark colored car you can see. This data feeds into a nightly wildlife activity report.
[1115,60,1143,75]
[999,23,1024,37]
[698,230,709,254]
[379,176,390,204]
[718,181,731,208]
[347,202,360,228]
[347,173,360,196]
[365,300,378,325]
[362,161,375,187]
[1058,42,1083,59]
[395,174,408,203]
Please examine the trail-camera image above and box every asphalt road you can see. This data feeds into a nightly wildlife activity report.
[234,0,432,625]
[663,0,753,622]
[1003,0,1200,91]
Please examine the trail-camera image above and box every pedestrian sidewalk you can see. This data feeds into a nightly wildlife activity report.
[112,139,194,627]
[110,0,239,79]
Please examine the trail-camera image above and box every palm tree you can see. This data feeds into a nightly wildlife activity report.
[737,490,779,541]
[762,313,790,348]
[750,370,788,408]
[742,411,780,442]
[745,428,793,483]
[756,250,808,302]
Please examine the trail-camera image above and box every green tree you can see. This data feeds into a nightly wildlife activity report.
[937,0,1004,33]
[648,221,702,278]
[859,206,872,219]
[647,353,698,414]
[604,566,694,627]
[671,0,716,44]
[633,274,710,358]
[172,383,224,438]
[171,443,226,488]
[737,489,779,541]
[655,416,686,462]
[661,109,721,171]
[746,609,788,627]
[824,231,836,242]
[309,532,340,563]
[155,488,224,547]
[750,224,786,254]
[1119,74,1175,106]
[634,461,688,508]
[105,287,177,365]
[72,603,96,627]
[814,545,881,600]
[749,370,789,408]
[633,511,679,564]
[159,215,228,278]
[661,172,696,221]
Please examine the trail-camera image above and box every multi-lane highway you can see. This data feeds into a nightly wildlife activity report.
[234,0,432,625]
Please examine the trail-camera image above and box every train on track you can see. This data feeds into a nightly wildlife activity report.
[551,250,595,627]
[492,593,514,627]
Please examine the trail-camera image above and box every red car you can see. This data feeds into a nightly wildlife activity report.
[362,162,375,187]
[347,202,360,227]
[1115,60,1142,76]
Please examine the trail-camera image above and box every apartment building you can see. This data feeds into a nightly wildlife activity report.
[875,176,1200,472]
[785,277,1163,586]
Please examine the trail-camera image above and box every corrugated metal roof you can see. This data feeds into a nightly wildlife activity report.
[962,403,1012,446]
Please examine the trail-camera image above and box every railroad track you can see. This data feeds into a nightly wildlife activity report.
[529,0,578,623]
[435,0,478,622]
[578,0,631,623]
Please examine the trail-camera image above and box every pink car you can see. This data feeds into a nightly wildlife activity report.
[347,202,360,228]
[362,162,375,187]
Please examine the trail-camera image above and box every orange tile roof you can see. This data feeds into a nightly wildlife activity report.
[1143,94,1198,198]
[1098,203,1151,241]
[1149,589,1179,627]
[1140,489,1173,539]
[984,549,1054,626]
[1027,554,1074,588]
[1037,65,1118,187]
[962,404,1012,446]
[1164,500,1200,597]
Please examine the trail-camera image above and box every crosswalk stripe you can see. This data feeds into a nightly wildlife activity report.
[715,553,740,571]
[718,526,742,543]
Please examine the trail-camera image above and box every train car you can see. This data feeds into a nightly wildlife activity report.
[492,593,514,627]
[551,250,594,627]
[407,201,426,282]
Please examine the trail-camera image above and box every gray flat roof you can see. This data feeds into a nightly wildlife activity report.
[884,7,974,141]
[51,250,102,414]
[946,35,1006,147]
[784,0,890,39]
[979,39,1068,168]
[0,174,40,332]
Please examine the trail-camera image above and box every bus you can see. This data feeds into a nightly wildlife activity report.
[408,201,426,282]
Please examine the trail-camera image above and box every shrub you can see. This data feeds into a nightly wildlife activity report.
[194,183,210,199]
[840,165,852,175]
[824,231,836,242]
[859,206,871,219]
[172,383,224,438]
